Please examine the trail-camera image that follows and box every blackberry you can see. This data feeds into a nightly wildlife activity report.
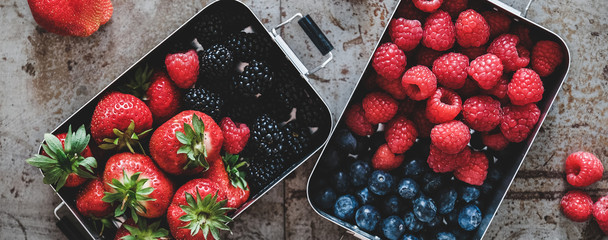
[250,114,285,157]
[224,32,273,62]
[245,160,282,193]
[231,59,274,96]
[296,92,328,127]
[269,67,307,109]
[193,14,224,48]
[282,121,312,162]
[259,95,292,123]
[183,87,224,121]
[197,75,231,97]
[224,96,263,124]
[164,37,193,54]
[199,44,235,80]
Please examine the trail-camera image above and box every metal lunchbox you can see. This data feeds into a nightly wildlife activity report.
[306,0,570,239]
[39,0,335,239]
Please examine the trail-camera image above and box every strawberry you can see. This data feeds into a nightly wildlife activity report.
[220,117,250,155]
[26,125,97,190]
[90,92,153,153]
[167,178,232,240]
[149,111,224,175]
[27,0,113,37]
[146,71,182,124]
[202,154,250,209]
[114,218,169,240]
[102,153,174,222]
[165,50,199,89]
[372,144,404,171]
[76,178,113,219]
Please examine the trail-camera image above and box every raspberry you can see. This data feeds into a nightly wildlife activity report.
[432,52,469,89]
[560,190,593,222]
[416,47,443,67]
[373,43,407,80]
[401,65,437,101]
[372,144,405,171]
[385,115,418,154]
[220,117,250,154]
[481,132,509,151]
[462,96,502,132]
[430,120,470,154]
[458,45,487,60]
[397,98,416,116]
[481,11,511,38]
[593,195,608,235]
[396,1,428,23]
[422,11,455,51]
[531,40,564,77]
[487,34,530,72]
[345,103,375,136]
[456,78,481,99]
[362,92,399,124]
[511,24,533,49]
[565,151,604,187]
[508,68,544,105]
[412,0,443,13]
[389,18,423,52]
[467,53,503,90]
[376,74,407,100]
[413,105,435,138]
[427,144,470,173]
[441,0,467,17]
[454,150,488,186]
[500,103,540,142]
[426,87,462,124]
[455,9,490,48]
[481,75,509,101]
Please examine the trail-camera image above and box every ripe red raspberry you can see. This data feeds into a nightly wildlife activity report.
[396,1,428,23]
[593,195,608,235]
[416,47,443,67]
[373,42,407,80]
[422,10,455,51]
[362,92,399,124]
[487,34,530,72]
[397,98,416,116]
[560,190,593,222]
[481,11,511,38]
[413,105,435,138]
[508,68,544,105]
[412,0,443,13]
[426,87,462,124]
[389,18,423,52]
[432,52,469,89]
[427,144,470,173]
[458,45,487,60]
[500,103,540,143]
[376,74,407,100]
[372,144,405,171]
[467,53,503,90]
[456,78,481,99]
[430,120,470,154]
[441,0,468,17]
[220,117,250,154]
[165,50,199,89]
[565,151,604,187]
[345,103,375,136]
[531,40,564,77]
[481,75,509,101]
[401,65,437,101]
[481,132,509,151]
[462,96,502,132]
[455,9,490,48]
[511,24,533,49]
[385,115,418,154]
[454,150,488,186]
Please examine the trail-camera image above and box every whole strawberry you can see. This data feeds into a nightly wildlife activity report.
[372,144,404,171]
[102,153,174,221]
[344,103,375,136]
[90,92,153,153]
[500,103,540,143]
[146,71,182,124]
[27,0,113,37]
[455,9,490,48]
[531,40,564,77]
[565,151,603,187]
[372,43,407,80]
[389,18,423,52]
[220,117,250,155]
[560,190,593,222]
[422,10,455,51]
[362,92,398,124]
[114,218,169,240]
[26,125,97,190]
[384,115,418,154]
[202,154,250,209]
[76,178,114,219]
[166,50,199,89]
[149,111,224,175]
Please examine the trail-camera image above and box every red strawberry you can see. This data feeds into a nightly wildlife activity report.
[202,154,250,209]
[344,103,375,136]
[149,111,224,175]
[220,117,250,155]
[91,92,153,153]
[27,0,113,37]
[76,178,113,219]
[167,178,232,240]
[114,218,169,240]
[102,153,174,221]
[372,144,404,171]
[26,125,97,189]
[385,115,418,154]
[165,50,199,89]
[146,71,182,124]
[454,150,488,186]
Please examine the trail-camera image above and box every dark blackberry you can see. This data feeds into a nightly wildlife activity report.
[183,87,224,121]
[193,14,224,48]
[224,96,263,124]
[245,160,282,193]
[259,95,292,123]
[199,44,235,80]
[196,75,231,97]
[269,66,307,109]
[231,59,274,96]
[282,121,312,162]
[222,14,251,33]
[250,114,285,157]
[296,92,328,127]
[164,37,193,54]
[224,33,272,62]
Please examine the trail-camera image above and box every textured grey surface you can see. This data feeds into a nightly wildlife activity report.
[0,0,607,239]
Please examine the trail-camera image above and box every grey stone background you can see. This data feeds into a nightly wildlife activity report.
[0,0,606,239]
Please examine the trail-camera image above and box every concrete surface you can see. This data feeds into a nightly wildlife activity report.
[0,0,606,239]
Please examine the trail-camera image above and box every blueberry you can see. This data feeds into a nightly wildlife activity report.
[445,209,459,226]
[350,160,371,188]
[403,159,427,179]
[437,188,457,214]
[397,178,419,200]
[425,215,442,229]
[479,181,494,196]
[458,204,482,231]
[333,195,359,220]
[435,232,456,240]
[381,216,406,240]
[319,147,346,172]
[368,170,394,196]
[459,185,480,203]
[413,195,437,223]
[314,187,337,210]
[403,212,423,233]
[355,205,381,232]
[355,187,377,205]
[355,135,371,154]
[486,164,502,183]
[422,172,443,194]
[382,195,403,216]
[334,129,357,154]
[331,171,351,195]
[401,234,420,240]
